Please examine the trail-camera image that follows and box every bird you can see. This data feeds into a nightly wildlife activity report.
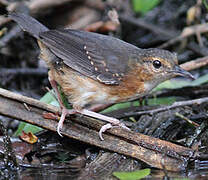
[9,13,195,140]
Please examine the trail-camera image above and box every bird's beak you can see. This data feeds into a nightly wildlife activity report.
[171,65,195,80]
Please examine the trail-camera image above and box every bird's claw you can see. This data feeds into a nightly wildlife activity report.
[57,122,63,137]
[99,122,130,141]
[99,123,112,140]
[56,108,77,137]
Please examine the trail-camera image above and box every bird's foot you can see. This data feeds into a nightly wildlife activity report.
[76,108,130,140]
[99,122,130,141]
[57,108,77,137]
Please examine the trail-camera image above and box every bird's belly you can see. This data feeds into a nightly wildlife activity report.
[50,66,147,108]
[50,68,119,107]
[65,80,119,107]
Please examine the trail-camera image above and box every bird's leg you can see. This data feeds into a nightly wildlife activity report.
[57,108,76,136]
[48,79,130,139]
[75,104,130,140]
[49,79,65,108]
[49,78,76,136]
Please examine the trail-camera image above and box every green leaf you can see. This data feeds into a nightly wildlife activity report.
[154,74,208,91]
[203,0,208,10]
[132,0,160,14]
[113,169,150,180]
[101,97,176,114]
[40,91,59,106]
[14,91,58,136]
[13,122,42,136]
[190,74,208,86]
[148,96,176,105]
[14,87,74,136]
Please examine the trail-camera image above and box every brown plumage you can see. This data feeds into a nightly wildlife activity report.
[9,13,195,140]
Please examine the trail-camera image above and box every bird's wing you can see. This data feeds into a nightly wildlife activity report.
[39,29,139,85]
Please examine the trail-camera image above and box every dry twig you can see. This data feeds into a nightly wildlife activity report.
[122,97,208,118]
[0,87,197,171]
[180,56,208,71]
[0,68,47,76]
[28,0,74,15]
[159,23,208,48]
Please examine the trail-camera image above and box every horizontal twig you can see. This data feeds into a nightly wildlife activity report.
[0,88,197,171]
[122,97,208,118]
[180,56,208,71]
[159,23,208,49]
[120,14,178,38]
[0,68,47,76]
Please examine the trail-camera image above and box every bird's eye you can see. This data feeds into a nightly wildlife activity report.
[153,60,162,69]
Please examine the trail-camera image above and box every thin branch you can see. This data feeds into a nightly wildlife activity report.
[0,68,47,76]
[180,56,208,71]
[122,97,208,118]
[0,26,21,48]
[187,41,208,56]
[0,87,197,171]
[120,14,208,56]
[28,0,74,15]
[159,23,208,49]
[120,14,178,39]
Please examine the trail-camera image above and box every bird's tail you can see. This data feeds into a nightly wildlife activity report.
[9,13,48,39]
